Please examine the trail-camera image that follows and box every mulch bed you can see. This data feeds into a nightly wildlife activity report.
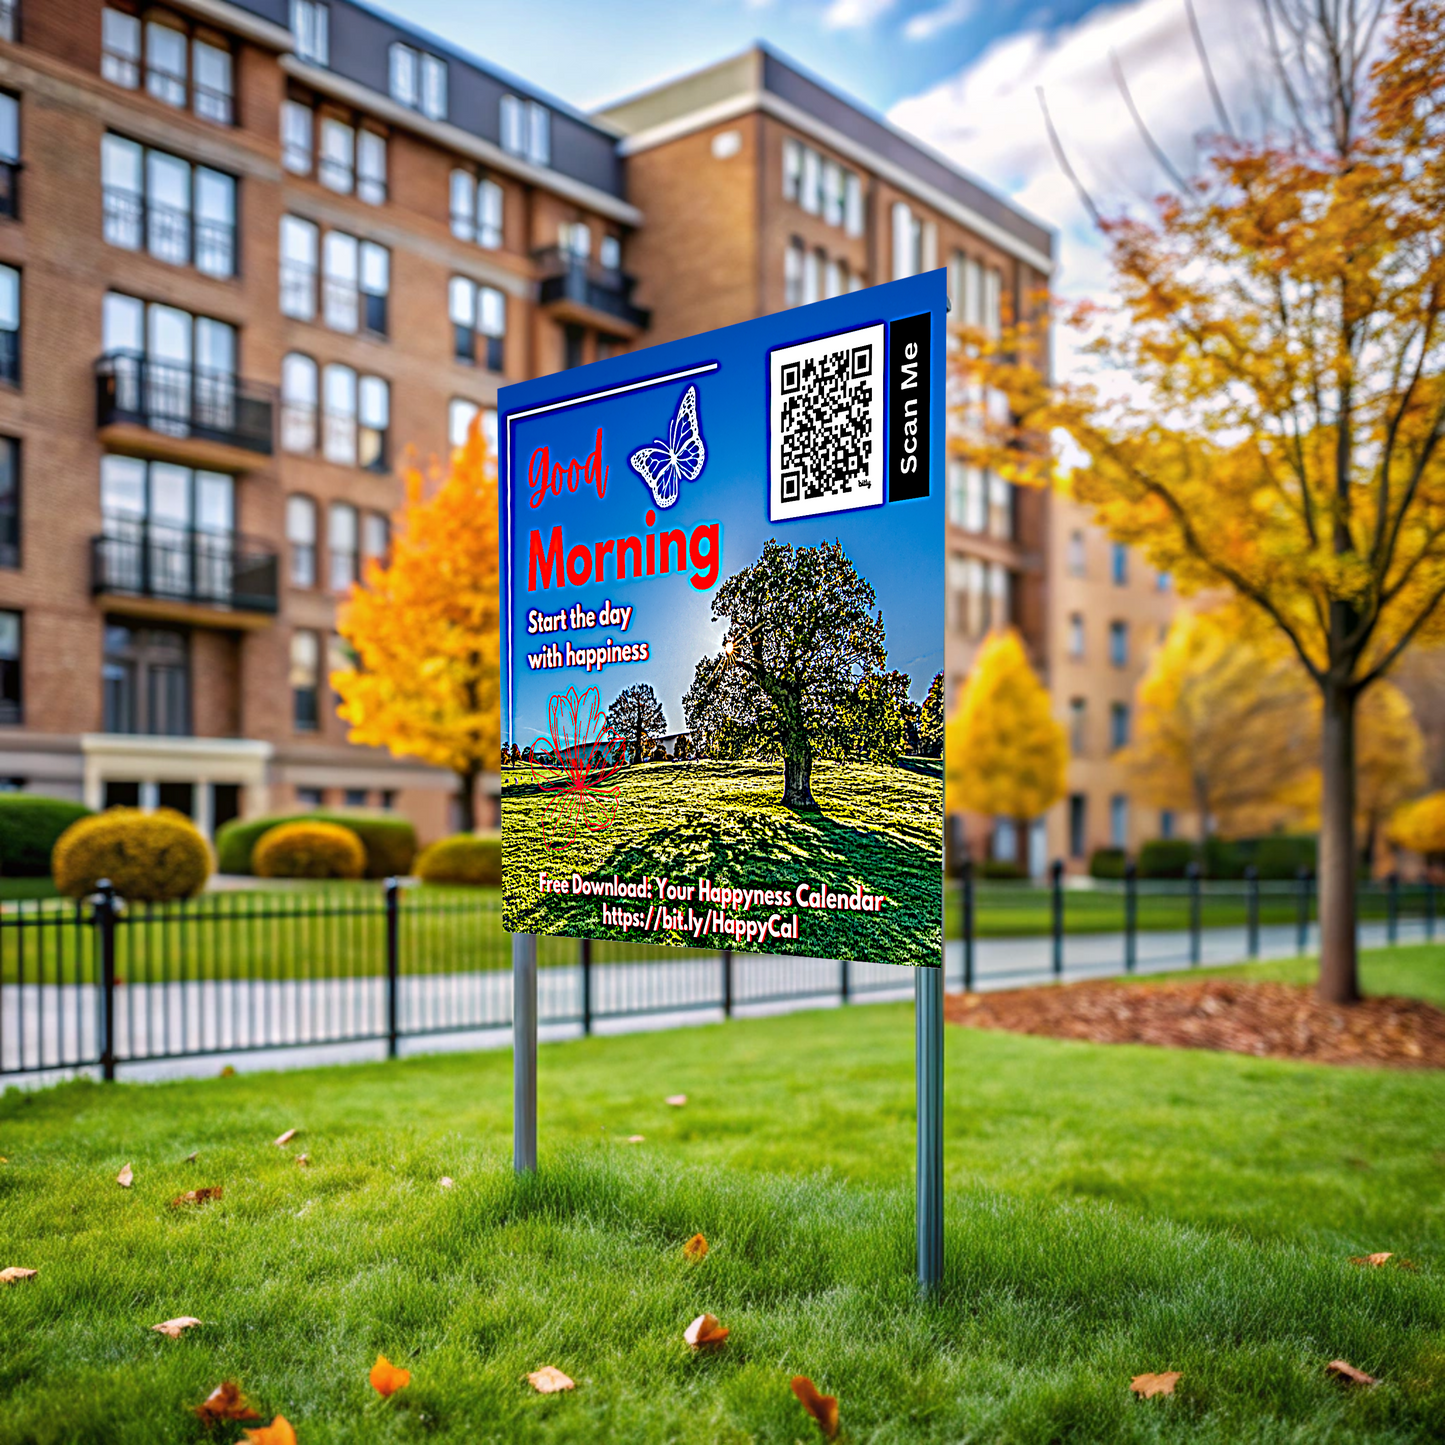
[945,978,1445,1069]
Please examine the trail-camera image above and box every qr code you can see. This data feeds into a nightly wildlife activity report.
[769,322,885,522]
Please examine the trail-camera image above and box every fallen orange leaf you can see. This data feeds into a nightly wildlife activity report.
[243,1415,296,1444]
[1350,1252,1394,1267]
[116,1163,133,1188]
[184,1151,199,1163]
[627,1135,645,1144]
[665,1094,687,1107]
[790,1376,839,1439]
[194,1381,261,1423]
[1326,1359,1378,1386]
[295,1154,310,1168]
[171,1187,223,1208]
[219,1066,237,1078]
[1130,1372,1180,1398]
[682,1234,708,1262]
[527,1366,575,1393]
[0,1266,37,1283]
[683,1313,729,1350]
[274,1129,297,1147]
[369,1354,411,1397]
[152,1317,203,1338]
[439,1176,454,1189]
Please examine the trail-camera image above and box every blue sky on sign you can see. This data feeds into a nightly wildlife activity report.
[383,0,1271,376]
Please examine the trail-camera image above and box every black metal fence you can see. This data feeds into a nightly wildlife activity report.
[0,868,1437,1079]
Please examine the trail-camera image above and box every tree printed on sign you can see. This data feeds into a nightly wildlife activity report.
[605,684,667,766]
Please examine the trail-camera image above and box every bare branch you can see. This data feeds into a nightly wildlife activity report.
[1110,49,1194,196]
[1037,86,1103,227]
[1185,0,1235,137]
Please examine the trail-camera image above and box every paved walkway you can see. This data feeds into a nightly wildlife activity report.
[1,917,1434,1085]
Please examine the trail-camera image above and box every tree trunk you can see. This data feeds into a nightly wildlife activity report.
[781,732,816,809]
[1014,817,1030,874]
[1317,680,1359,1004]
[456,767,479,834]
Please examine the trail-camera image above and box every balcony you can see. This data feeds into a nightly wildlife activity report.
[533,247,650,335]
[96,353,275,467]
[92,523,278,626]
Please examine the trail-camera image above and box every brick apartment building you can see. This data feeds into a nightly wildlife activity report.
[0,0,1174,866]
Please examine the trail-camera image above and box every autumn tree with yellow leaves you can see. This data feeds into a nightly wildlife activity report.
[962,0,1445,1002]
[333,420,500,832]
[945,630,1067,866]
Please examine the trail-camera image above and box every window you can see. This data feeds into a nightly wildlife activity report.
[784,238,804,307]
[0,263,18,386]
[291,629,320,730]
[1160,808,1175,840]
[988,563,1010,629]
[0,437,15,568]
[1068,698,1086,755]
[379,790,395,811]
[449,397,478,449]
[844,171,863,237]
[987,472,1013,540]
[450,169,503,248]
[1111,542,1128,585]
[360,241,389,337]
[1156,570,1172,592]
[1068,794,1087,859]
[421,54,447,120]
[102,8,141,88]
[102,624,189,736]
[802,248,821,306]
[1110,702,1130,751]
[388,42,417,108]
[800,146,820,214]
[560,220,590,258]
[960,465,985,533]
[101,136,237,277]
[280,215,318,319]
[319,117,353,193]
[192,38,232,124]
[344,787,368,808]
[282,100,312,173]
[389,43,446,120]
[296,786,323,808]
[1109,794,1129,847]
[320,231,389,335]
[500,95,523,155]
[145,20,186,108]
[327,503,356,590]
[359,375,389,472]
[1068,612,1084,658]
[782,138,801,201]
[363,511,389,566]
[984,265,1002,339]
[821,158,843,226]
[502,96,549,164]
[0,609,17,724]
[1067,529,1085,576]
[291,0,328,66]
[599,234,621,271]
[281,353,317,453]
[357,129,386,205]
[781,137,861,235]
[893,201,923,279]
[286,493,316,585]
[450,278,504,371]
[1109,620,1128,667]
[322,364,356,466]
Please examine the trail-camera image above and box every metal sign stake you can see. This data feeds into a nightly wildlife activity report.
[513,931,538,1173]
[916,961,944,1292]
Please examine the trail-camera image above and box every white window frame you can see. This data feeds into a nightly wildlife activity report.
[319,116,353,194]
[280,215,319,321]
[388,42,418,109]
[322,230,359,333]
[291,0,329,66]
[322,365,357,467]
[282,100,312,174]
[357,129,386,206]
[421,54,447,121]
[281,353,318,455]
[286,493,317,585]
[500,95,524,156]
[101,8,142,88]
[191,37,233,125]
[448,397,478,449]
[144,19,187,110]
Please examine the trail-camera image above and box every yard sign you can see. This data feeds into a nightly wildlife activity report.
[498,272,947,969]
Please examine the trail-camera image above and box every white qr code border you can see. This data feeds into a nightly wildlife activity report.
[768,322,886,523]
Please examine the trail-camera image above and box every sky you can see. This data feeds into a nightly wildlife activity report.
[380,0,1277,376]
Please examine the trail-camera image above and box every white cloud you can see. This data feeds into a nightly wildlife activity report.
[888,0,1268,382]
[822,0,898,29]
[903,0,977,42]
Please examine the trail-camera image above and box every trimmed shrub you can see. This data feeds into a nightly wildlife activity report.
[253,821,366,880]
[979,859,1028,881]
[1089,847,1128,880]
[416,833,501,887]
[52,808,211,902]
[650,744,669,762]
[1138,839,1197,879]
[215,810,416,878]
[1250,834,1318,880]
[0,794,93,877]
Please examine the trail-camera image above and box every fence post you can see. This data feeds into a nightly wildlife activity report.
[840,957,850,1004]
[1295,866,1311,955]
[579,937,592,1036]
[93,879,118,1082]
[1427,877,1437,942]
[1245,865,1260,959]
[1050,859,1064,979]
[1124,859,1137,974]
[1187,862,1202,967]
[384,877,400,1059]
[721,948,733,1018]
[961,858,975,992]
[1387,871,1400,945]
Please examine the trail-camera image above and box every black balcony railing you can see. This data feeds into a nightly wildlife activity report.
[0,159,19,220]
[96,353,275,455]
[0,327,17,387]
[92,523,279,614]
[533,246,651,331]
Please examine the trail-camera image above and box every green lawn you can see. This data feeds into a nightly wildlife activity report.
[502,758,943,964]
[1,947,1442,1442]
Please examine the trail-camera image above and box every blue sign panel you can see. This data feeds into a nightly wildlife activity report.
[499,271,946,966]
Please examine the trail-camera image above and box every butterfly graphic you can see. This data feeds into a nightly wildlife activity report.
[628,385,706,509]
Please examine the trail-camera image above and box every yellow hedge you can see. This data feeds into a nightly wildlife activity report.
[52,808,212,902]
[253,820,366,880]
[415,833,501,887]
